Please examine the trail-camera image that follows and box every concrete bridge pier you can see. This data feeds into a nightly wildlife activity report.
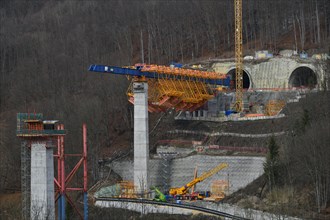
[30,141,55,220]
[133,82,149,195]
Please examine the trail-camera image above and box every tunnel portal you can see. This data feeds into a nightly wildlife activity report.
[289,67,317,88]
[227,69,251,90]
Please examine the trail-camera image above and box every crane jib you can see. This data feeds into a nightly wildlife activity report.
[88,64,231,86]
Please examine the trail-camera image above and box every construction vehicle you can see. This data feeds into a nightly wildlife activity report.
[151,186,174,202]
[175,191,211,201]
[169,163,228,197]
[152,186,167,202]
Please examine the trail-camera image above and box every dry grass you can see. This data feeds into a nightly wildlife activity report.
[0,192,22,220]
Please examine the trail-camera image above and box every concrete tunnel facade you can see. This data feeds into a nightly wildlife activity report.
[211,57,326,90]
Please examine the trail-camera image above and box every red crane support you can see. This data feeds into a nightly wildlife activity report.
[55,124,88,220]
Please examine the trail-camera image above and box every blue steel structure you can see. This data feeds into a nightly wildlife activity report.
[84,193,88,220]
[88,64,231,86]
[58,196,65,220]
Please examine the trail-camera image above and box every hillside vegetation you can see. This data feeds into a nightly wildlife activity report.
[218,91,330,218]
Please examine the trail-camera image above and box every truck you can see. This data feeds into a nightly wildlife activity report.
[175,191,211,200]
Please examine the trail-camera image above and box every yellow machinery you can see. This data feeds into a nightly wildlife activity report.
[191,166,198,193]
[169,163,228,196]
[265,100,286,116]
[126,64,223,113]
[206,180,229,201]
[234,0,243,112]
[118,181,136,198]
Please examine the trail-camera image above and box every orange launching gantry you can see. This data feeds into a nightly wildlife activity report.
[89,64,230,112]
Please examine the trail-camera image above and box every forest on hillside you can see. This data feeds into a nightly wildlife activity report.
[0,0,330,209]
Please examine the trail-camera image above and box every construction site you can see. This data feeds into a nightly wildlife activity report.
[87,1,327,217]
[88,0,328,217]
[89,49,328,218]
[2,0,329,220]
[14,50,328,218]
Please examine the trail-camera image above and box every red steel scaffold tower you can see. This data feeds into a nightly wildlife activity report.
[54,123,88,220]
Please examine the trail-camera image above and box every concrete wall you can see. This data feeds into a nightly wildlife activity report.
[95,200,301,220]
[110,155,265,195]
[170,155,264,194]
[110,159,162,188]
[211,57,326,89]
[95,200,194,215]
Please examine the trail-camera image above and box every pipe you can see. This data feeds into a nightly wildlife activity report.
[57,124,62,219]
[60,124,66,220]
[83,123,88,220]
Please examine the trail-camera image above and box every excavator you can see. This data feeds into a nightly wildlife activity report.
[169,162,228,197]
[151,186,174,202]
[152,186,167,202]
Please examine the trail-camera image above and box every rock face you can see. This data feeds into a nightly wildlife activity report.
[110,155,265,195]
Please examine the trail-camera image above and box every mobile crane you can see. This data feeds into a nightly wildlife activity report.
[169,163,228,197]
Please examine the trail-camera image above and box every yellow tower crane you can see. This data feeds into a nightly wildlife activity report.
[234,0,243,112]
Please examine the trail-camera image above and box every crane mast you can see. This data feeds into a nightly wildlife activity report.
[234,0,243,112]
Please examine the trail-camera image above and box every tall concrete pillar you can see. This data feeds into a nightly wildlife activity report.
[30,141,55,220]
[133,82,149,195]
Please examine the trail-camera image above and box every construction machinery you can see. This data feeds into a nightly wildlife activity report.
[89,64,230,112]
[191,165,198,193]
[169,163,228,196]
[181,191,211,200]
[152,186,173,202]
[265,100,286,116]
[117,181,137,198]
[204,180,229,202]
[234,0,243,112]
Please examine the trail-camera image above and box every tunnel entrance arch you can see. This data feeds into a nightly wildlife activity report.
[227,68,251,90]
[289,66,317,89]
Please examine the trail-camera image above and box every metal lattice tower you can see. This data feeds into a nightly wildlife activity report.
[234,0,243,112]
[21,141,30,220]
[159,152,177,191]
